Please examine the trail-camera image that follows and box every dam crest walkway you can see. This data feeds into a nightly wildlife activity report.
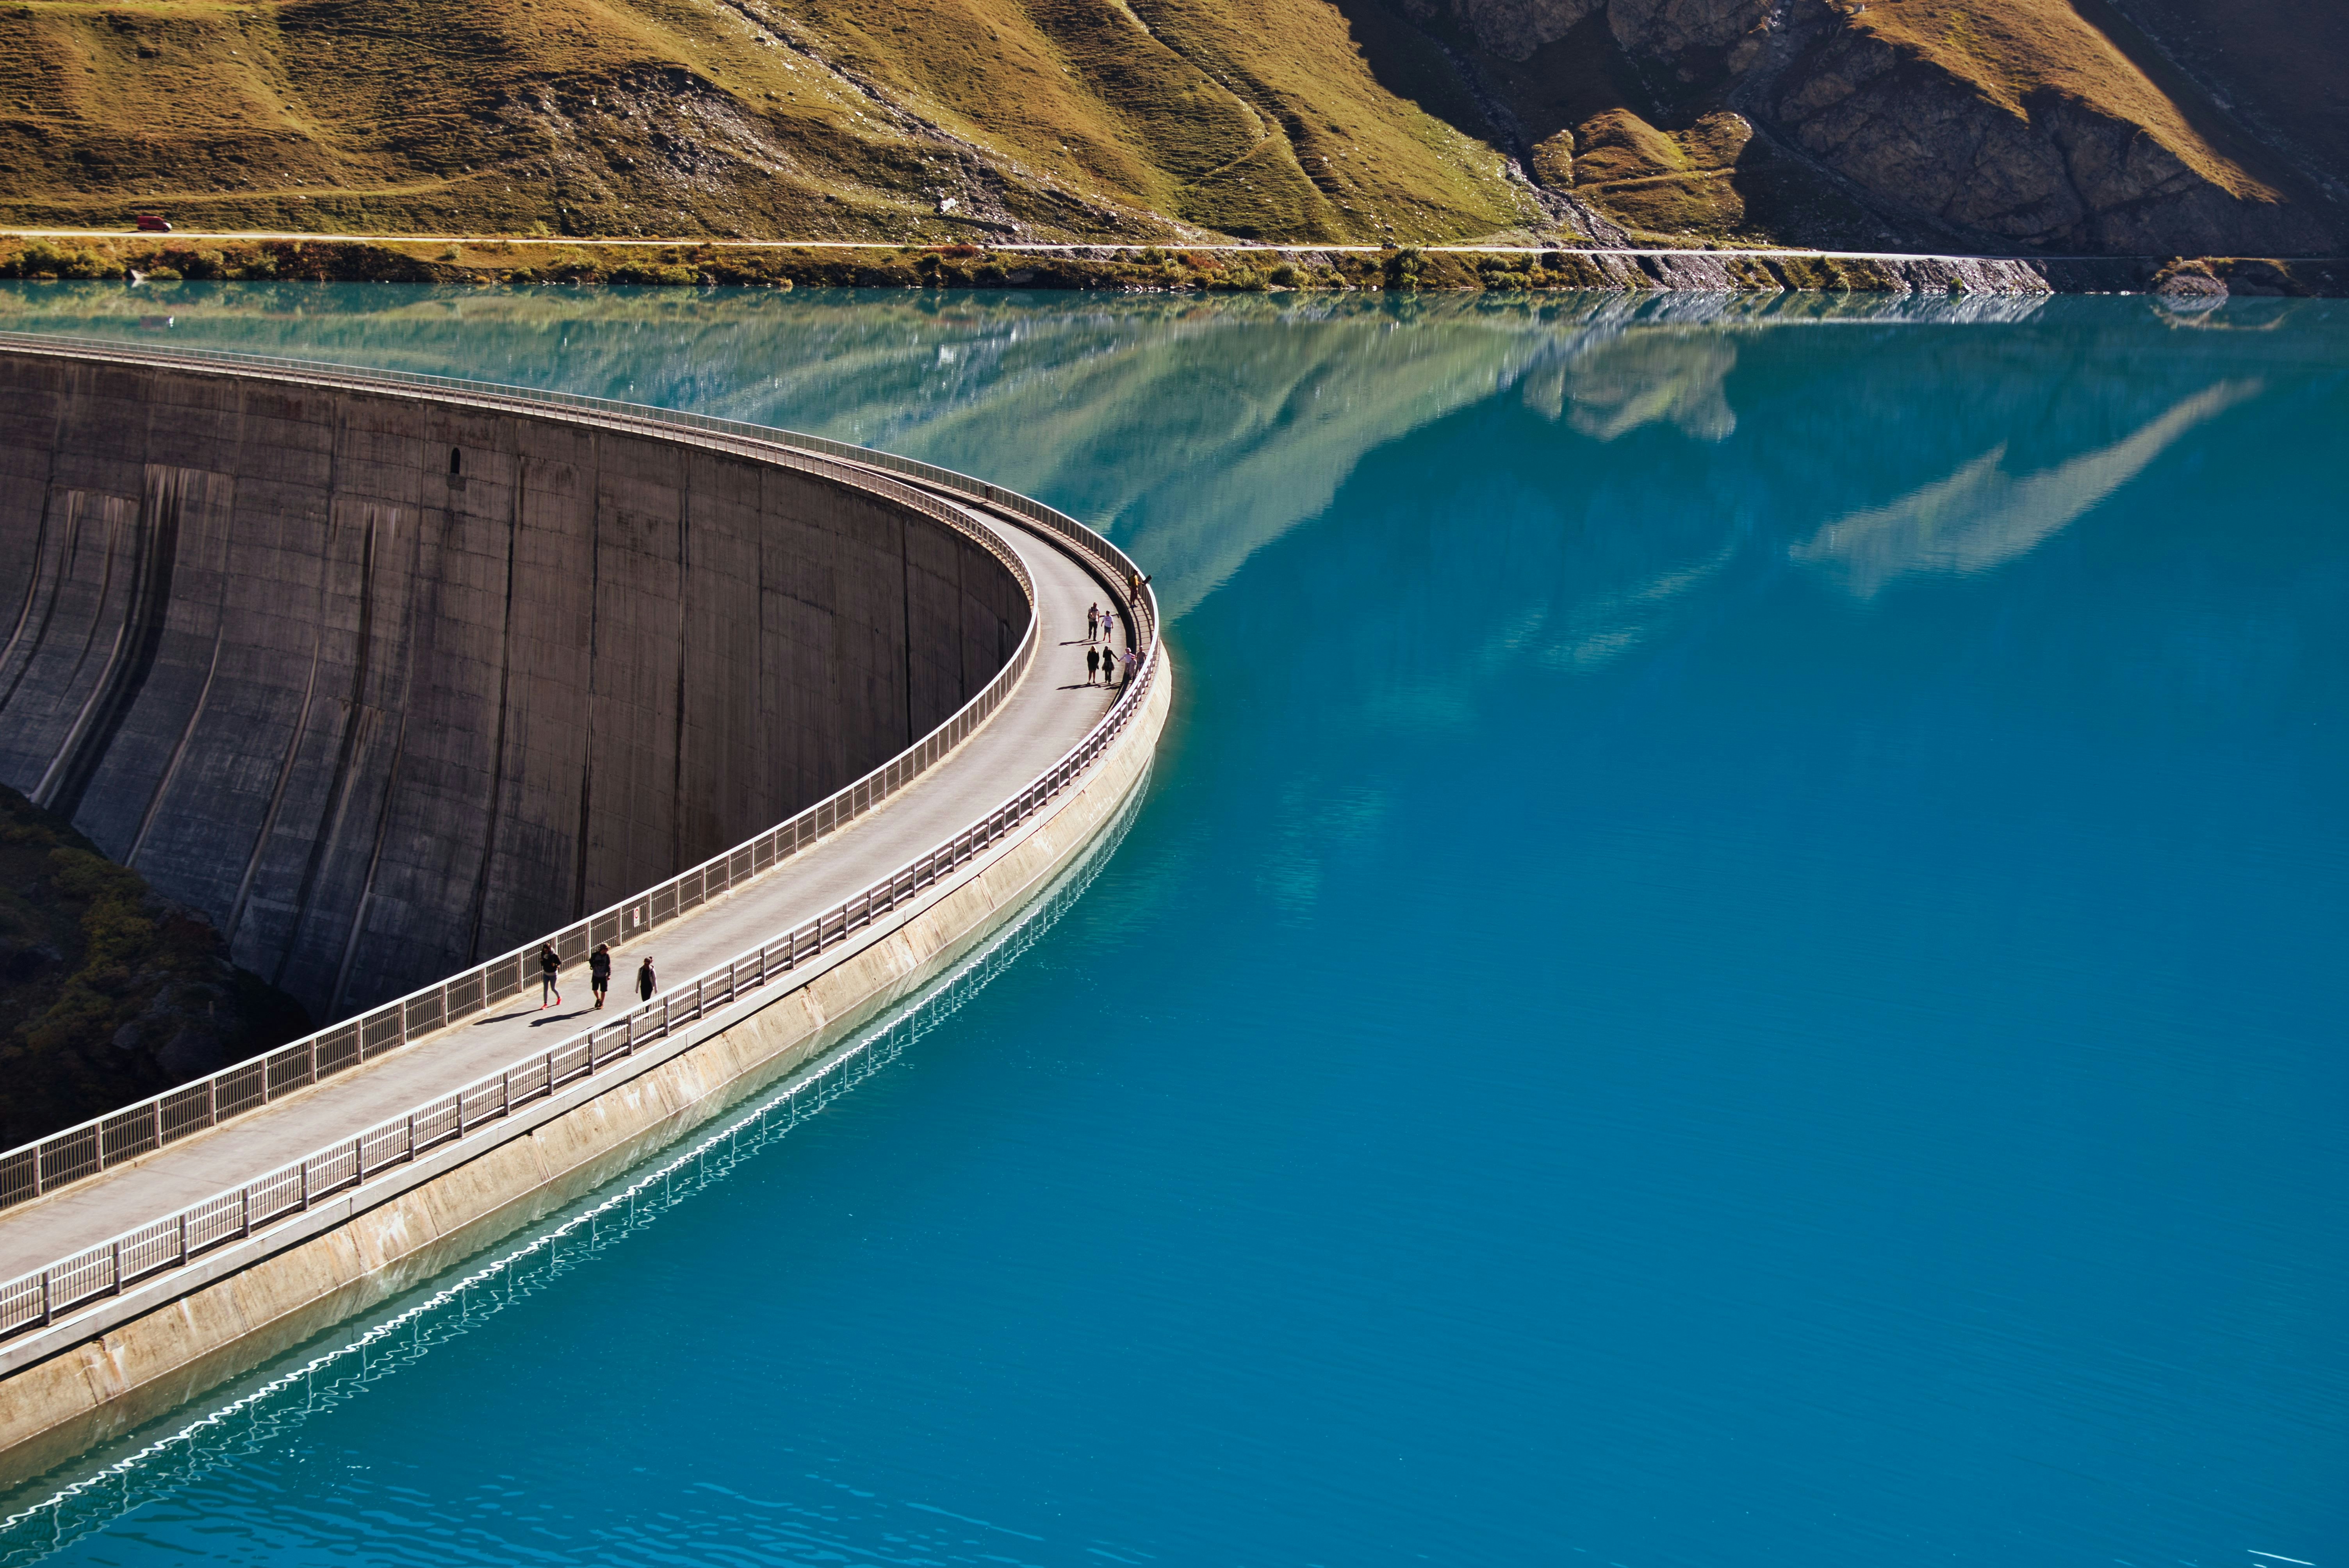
[0,341,1157,1340]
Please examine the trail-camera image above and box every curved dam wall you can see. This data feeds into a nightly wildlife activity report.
[0,347,1172,1493]
[0,349,1028,1021]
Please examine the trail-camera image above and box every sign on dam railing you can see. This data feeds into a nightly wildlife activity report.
[0,336,1153,1216]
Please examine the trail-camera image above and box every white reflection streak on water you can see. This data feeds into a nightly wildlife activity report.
[1792,380,2264,597]
[0,781,1146,1564]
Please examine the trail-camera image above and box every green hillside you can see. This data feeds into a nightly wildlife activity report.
[0,0,2341,255]
[0,0,1544,242]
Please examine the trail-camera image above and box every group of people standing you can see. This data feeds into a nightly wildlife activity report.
[1084,600,1141,687]
[537,941,655,1010]
[534,574,1160,1013]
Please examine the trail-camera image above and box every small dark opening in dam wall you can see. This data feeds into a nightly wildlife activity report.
[0,351,1028,1022]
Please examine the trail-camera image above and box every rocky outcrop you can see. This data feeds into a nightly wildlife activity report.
[1451,0,1601,59]
[1766,20,2333,254]
[1438,0,2343,255]
[1608,0,1773,59]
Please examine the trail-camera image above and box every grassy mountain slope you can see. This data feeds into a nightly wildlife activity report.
[0,0,2340,253]
[0,0,1543,241]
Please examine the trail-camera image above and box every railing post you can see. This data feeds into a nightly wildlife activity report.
[178,1211,189,1265]
[207,1074,217,1130]
[407,1111,416,1161]
[299,1161,310,1212]
[109,1240,123,1296]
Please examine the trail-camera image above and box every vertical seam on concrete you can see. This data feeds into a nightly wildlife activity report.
[0,396,59,687]
[274,494,382,991]
[34,371,124,737]
[900,512,915,747]
[228,399,341,952]
[465,444,525,964]
[0,474,66,718]
[671,448,691,875]
[572,435,602,922]
[328,709,408,1017]
[41,465,188,825]
[335,489,430,1012]
[127,482,234,868]
[30,499,129,806]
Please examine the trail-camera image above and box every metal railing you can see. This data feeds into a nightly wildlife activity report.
[0,608,1157,1341]
[0,335,1151,1214]
[0,336,1164,1343]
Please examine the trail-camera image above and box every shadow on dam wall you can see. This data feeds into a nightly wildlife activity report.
[0,351,1028,1023]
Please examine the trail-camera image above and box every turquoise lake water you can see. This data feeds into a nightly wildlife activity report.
[0,285,2344,1566]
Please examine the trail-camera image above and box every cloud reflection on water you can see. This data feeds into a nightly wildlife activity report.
[1793,380,2263,598]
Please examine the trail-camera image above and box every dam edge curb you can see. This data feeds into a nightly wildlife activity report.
[0,647,1172,1494]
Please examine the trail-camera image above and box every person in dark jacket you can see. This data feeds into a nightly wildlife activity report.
[636,956,657,1003]
[538,943,561,1009]
[589,943,612,1009]
[1085,645,1099,684]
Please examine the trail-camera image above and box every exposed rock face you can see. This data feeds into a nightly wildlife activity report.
[1608,0,1772,59]
[1768,22,2333,253]
[1452,0,1602,59]
[1440,0,2342,255]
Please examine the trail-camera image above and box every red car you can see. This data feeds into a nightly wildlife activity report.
[133,214,171,233]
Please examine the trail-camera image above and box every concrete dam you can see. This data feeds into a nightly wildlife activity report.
[0,338,1170,1491]
[0,344,1027,1022]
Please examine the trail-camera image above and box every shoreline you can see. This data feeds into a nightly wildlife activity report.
[4,231,2343,299]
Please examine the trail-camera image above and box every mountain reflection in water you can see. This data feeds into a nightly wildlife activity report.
[1,284,2342,1568]
[4,283,2307,631]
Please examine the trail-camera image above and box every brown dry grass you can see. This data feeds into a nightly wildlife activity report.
[0,0,1538,242]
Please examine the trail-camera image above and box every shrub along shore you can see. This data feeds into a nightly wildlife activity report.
[0,235,2342,298]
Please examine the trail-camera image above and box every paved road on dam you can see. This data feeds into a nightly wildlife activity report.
[0,499,1126,1283]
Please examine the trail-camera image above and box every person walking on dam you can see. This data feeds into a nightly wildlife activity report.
[1087,603,1100,643]
[589,943,612,1010]
[1085,645,1100,684]
[637,956,657,1003]
[538,943,561,1009]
